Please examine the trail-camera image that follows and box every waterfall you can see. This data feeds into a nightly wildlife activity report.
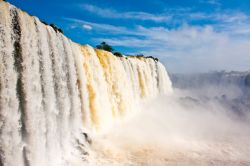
[0,2,172,166]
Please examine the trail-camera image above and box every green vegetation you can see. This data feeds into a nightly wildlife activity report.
[96,42,123,57]
[134,54,158,61]
[96,42,114,52]
[113,52,123,57]
[95,42,158,61]
[146,56,159,62]
[136,54,145,58]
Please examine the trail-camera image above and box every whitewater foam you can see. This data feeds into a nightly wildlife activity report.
[0,2,172,165]
[89,94,250,166]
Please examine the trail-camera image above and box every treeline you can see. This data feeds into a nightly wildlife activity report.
[96,42,158,61]
[96,42,123,57]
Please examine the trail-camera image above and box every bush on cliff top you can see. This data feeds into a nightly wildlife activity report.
[96,42,123,57]
[136,54,144,58]
[113,52,123,57]
[96,42,114,52]
[146,56,159,62]
[135,54,159,61]
[96,42,158,61]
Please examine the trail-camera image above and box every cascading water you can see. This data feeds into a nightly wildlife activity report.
[0,2,173,166]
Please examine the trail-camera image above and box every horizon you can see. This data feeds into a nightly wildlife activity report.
[7,0,250,73]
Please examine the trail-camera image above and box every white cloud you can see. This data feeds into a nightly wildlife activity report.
[79,3,249,25]
[81,4,171,22]
[92,24,250,73]
[214,12,248,23]
[199,0,221,6]
[64,18,135,35]
[64,10,250,73]
[82,24,93,30]
[137,25,250,73]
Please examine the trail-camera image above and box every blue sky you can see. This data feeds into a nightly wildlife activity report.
[8,0,250,73]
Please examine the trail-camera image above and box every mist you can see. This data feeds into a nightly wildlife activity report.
[88,73,250,166]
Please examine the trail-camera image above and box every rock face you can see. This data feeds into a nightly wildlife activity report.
[0,1,173,166]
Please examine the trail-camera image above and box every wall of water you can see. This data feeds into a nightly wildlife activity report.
[0,2,172,166]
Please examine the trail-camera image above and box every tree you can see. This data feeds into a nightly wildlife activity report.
[146,56,158,62]
[136,54,144,58]
[96,42,114,52]
[113,52,123,57]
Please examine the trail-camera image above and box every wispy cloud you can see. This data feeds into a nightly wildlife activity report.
[199,0,221,6]
[79,3,249,27]
[81,4,171,22]
[64,5,250,73]
[82,24,93,30]
[64,18,135,35]
[188,11,247,22]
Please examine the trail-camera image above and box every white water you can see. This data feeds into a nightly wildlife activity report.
[89,93,250,166]
[2,2,249,166]
[0,2,172,166]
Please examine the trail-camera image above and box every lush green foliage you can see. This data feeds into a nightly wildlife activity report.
[96,42,114,52]
[96,42,158,61]
[113,52,123,57]
[146,56,159,62]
